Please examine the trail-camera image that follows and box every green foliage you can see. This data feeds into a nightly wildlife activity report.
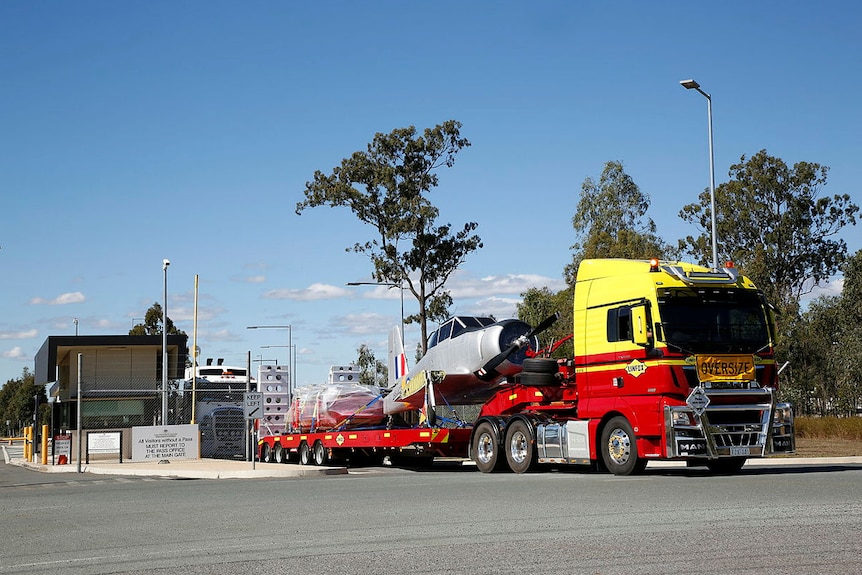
[0,368,47,435]
[565,160,676,284]
[784,250,862,416]
[678,149,858,322]
[356,344,387,387]
[516,286,574,357]
[129,302,186,336]
[297,120,482,351]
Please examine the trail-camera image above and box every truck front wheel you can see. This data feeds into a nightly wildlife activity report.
[600,416,646,476]
[505,420,536,473]
[472,422,505,473]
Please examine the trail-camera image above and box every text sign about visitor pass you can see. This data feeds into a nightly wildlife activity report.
[131,424,199,461]
[244,392,263,419]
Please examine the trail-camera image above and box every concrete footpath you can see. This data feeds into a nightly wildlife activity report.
[2,445,347,479]
[4,444,861,480]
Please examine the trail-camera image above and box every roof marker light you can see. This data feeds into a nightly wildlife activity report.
[649,258,660,272]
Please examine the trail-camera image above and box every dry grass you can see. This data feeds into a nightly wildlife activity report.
[789,416,862,457]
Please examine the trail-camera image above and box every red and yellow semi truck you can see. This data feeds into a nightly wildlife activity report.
[258,258,795,475]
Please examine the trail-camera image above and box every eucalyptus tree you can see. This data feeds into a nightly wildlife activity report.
[296,120,482,352]
[678,149,858,320]
[565,160,675,284]
[129,302,185,336]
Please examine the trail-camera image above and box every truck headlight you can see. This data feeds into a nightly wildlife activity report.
[672,411,693,426]
[773,403,794,425]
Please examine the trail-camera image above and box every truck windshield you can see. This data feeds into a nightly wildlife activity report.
[657,288,770,354]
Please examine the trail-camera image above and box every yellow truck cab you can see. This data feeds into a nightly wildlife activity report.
[573,258,794,474]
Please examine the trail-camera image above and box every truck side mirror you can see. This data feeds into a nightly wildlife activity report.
[631,306,650,346]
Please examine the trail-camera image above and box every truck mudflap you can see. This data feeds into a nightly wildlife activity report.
[664,388,795,460]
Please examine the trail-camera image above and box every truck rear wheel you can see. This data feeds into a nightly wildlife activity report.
[504,420,536,473]
[472,422,505,473]
[600,416,646,476]
[260,442,272,463]
[313,441,328,466]
[298,442,312,465]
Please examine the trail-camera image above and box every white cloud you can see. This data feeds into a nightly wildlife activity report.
[463,296,523,319]
[0,329,37,340]
[30,292,86,305]
[264,283,349,301]
[448,272,565,299]
[1,346,27,359]
[808,277,844,299]
[245,275,266,283]
[332,312,394,336]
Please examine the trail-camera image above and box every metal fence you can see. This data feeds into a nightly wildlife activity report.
[68,379,252,460]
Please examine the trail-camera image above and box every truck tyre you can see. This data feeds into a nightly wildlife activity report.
[706,457,746,474]
[313,441,328,466]
[274,443,287,464]
[472,422,506,473]
[600,416,646,476]
[504,420,536,473]
[298,442,312,465]
[522,358,558,374]
[519,371,557,387]
[260,442,273,463]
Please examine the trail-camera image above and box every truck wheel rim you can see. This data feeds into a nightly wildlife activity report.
[509,431,528,464]
[476,433,494,465]
[607,428,631,465]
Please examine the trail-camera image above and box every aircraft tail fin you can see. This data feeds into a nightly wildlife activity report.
[387,325,408,388]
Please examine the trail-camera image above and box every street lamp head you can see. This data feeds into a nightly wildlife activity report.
[680,79,700,90]
[163,259,170,269]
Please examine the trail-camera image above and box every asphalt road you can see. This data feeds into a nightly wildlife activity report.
[2,456,861,575]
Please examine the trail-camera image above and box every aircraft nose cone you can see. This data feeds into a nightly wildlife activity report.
[498,320,536,365]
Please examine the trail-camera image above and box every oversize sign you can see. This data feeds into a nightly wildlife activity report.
[696,355,756,383]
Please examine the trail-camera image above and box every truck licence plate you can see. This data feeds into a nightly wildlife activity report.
[730,447,750,456]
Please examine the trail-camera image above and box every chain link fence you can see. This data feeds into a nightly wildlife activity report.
[60,353,257,460]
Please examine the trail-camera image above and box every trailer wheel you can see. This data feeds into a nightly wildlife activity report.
[313,441,328,466]
[472,422,506,473]
[505,420,536,473]
[706,457,746,475]
[600,416,646,476]
[260,442,273,463]
[298,442,312,465]
[274,443,287,464]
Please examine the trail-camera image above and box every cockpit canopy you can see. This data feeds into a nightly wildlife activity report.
[427,316,496,349]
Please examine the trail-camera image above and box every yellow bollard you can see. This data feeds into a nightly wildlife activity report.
[41,425,49,465]
[23,427,31,461]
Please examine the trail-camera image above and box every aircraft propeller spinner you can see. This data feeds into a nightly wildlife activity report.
[474,312,560,381]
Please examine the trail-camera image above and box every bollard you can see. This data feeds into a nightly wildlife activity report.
[23,427,31,461]
[41,424,49,465]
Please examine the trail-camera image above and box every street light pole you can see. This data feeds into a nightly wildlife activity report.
[680,78,719,271]
[162,259,170,425]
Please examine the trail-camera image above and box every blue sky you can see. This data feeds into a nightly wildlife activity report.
[2,1,860,387]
